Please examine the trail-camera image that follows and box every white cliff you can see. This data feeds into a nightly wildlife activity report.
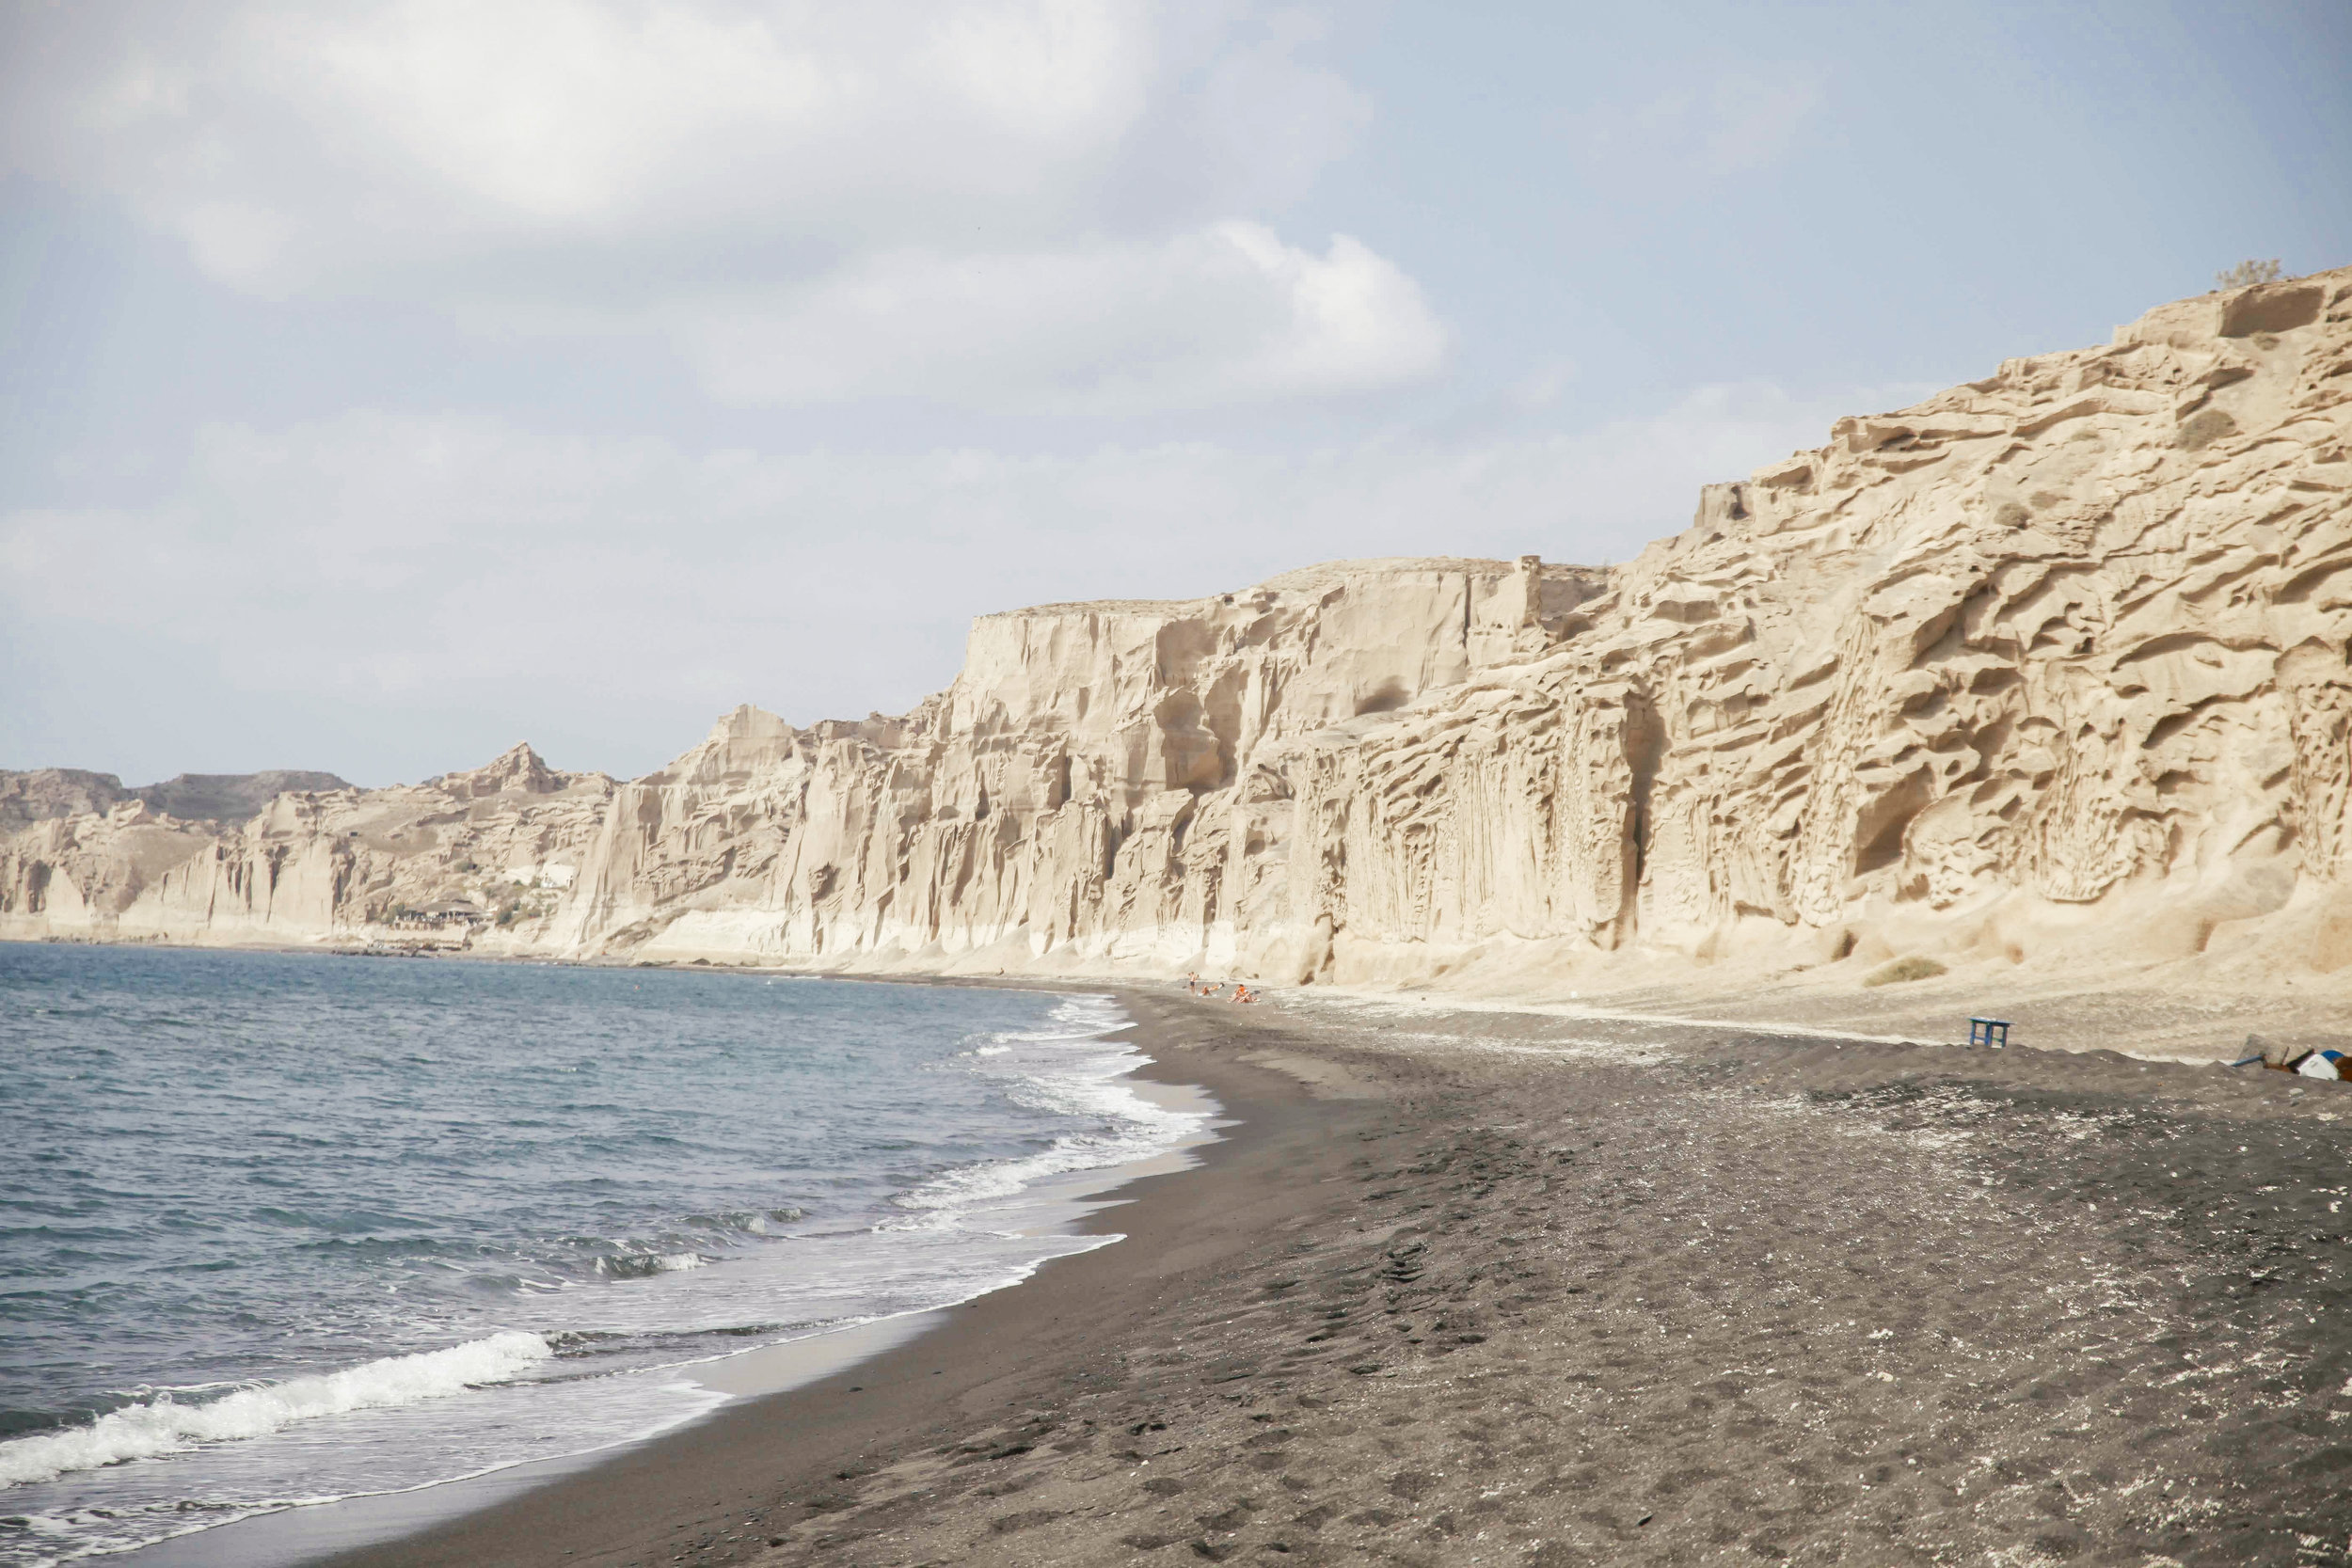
[1274,271,2352,991]
[545,556,1601,969]
[0,746,612,948]
[6,268,2349,1020]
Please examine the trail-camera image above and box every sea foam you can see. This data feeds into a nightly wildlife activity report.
[887,995,1207,1225]
[0,1331,551,1486]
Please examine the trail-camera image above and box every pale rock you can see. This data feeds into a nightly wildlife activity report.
[0,745,610,948]
[5,269,2350,1010]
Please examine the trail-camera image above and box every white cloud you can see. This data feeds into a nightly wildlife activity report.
[0,0,1415,412]
[670,222,1446,410]
[1,379,1925,778]
[7,1,1162,281]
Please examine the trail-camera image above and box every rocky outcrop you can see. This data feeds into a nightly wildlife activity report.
[0,770,134,834]
[537,268,2352,990]
[1276,270,2352,987]
[0,746,610,947]
[543,557,1602,966]
[0,768,353,833]
[5,270,2349,1001]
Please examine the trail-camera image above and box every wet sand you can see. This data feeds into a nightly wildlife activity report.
[331,989,2352,1568]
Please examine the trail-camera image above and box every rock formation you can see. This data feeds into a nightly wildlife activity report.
[0,768,352,834]
[0,747,607,948]
[1278,270,2352,988]
[5,268,2349,1006]
[0,770,135,835]
[539,556,1604,968]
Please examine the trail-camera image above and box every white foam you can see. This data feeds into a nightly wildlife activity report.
[980,994,1133,1046]
[0,1332,552,1486]
[887,996,1208,1228]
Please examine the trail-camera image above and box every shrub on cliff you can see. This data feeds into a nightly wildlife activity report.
[2215,258,2283,289]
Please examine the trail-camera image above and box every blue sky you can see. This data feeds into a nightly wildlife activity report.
[4,0,2346,784]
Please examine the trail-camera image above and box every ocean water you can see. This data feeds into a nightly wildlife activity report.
[0,944,1202,1564]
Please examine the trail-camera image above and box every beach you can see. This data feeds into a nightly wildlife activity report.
[9,13,2345,1567]
[294,986,2352,1568]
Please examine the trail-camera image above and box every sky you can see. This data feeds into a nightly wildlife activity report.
[3,1,2347,786]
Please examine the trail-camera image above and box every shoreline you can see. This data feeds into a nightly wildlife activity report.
[292,987,2352,1566]
[281,990,1353,1568]
[11,933,2341,1066]
[26,967,2352,1564]
[103,983,1243,1568]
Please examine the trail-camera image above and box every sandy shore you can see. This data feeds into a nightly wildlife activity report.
[303,985,2352,1568]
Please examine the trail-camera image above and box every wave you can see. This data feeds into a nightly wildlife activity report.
[0,1332,551,1486]
[594,1251,707,1279]
[0,987,1200,1563]
[889,997,1208,1226]
[983,995,1132,1044]
[681,1207,804,1234]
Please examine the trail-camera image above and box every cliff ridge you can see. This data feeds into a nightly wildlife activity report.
[7,267,2349,1050]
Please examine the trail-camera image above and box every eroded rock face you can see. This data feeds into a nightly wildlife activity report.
[5,270,2348,991]
[0,770,134,835]
[0,768,354,833]
[1285,267,2352,985]
[0,746,612,947]
[544,558,1599,965]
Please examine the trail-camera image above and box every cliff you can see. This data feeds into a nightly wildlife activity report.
[0,747,609,948]
[1282,272,2352,988]
[6,268,2349,1036]
[537,555,1601,966]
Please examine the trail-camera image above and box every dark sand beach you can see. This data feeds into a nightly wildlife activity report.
[324,989,2352,1568]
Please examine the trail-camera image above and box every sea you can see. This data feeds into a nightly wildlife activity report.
[0,943,1207,1564]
